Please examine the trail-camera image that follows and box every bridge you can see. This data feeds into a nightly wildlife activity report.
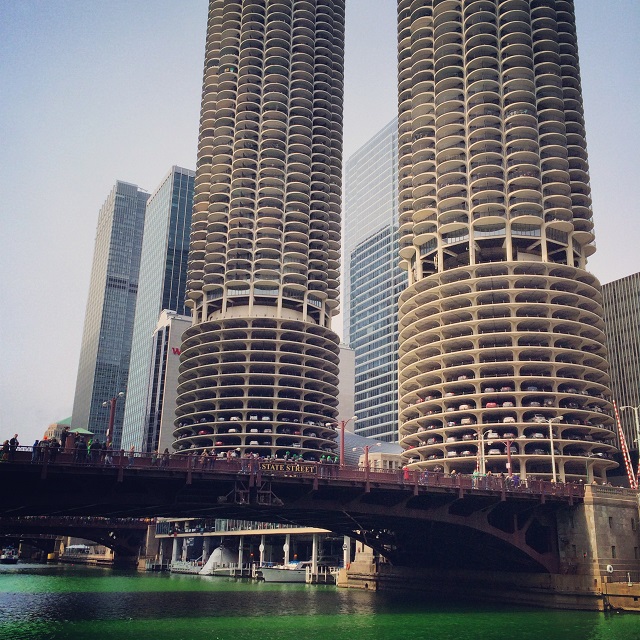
[0,447,584,574]
[0,515,150,562]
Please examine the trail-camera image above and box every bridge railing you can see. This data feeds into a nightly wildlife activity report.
[8,446,586,501]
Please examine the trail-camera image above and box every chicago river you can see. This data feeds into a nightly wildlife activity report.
[1,564,637,640]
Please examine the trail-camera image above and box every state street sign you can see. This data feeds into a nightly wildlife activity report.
[259,461,317,475]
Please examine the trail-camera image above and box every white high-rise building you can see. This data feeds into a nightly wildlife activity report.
[396,0,617,482]
[175,0,346,459]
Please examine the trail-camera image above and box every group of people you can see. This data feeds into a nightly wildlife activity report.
[72,436,114,464]
[1,434,20,462]
[30,436,62,463]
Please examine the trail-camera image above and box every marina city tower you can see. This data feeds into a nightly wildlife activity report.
[175,0,345,458]
[396,0,618,481]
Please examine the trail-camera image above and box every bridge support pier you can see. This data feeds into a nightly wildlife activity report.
[112,553,139,569]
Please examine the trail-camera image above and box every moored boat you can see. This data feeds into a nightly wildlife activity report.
[0,547,19,564]
[259,562,310,583]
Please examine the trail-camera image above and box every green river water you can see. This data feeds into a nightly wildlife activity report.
[0,564,638,640]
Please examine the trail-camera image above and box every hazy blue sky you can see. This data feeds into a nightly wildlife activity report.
[1,1,638,445]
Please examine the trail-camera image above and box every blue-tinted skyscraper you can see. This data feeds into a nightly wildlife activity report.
[122,166,195,451]
[71,181,149,446]
[344,119,406,441]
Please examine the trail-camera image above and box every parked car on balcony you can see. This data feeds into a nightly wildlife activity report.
[488,448,502,455]
[485,402,498,408]
[503,416,516,423]
[460,417,476,425]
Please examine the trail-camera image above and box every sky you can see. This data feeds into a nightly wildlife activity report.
[1,1,639,445]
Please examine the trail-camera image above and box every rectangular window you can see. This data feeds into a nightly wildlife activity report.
[632,518,637,532]
[609,517,613,528]
[611,546,616,559]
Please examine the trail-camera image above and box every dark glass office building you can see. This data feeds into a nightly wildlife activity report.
[71,181,148,447]
[122,166,195,451]
[602,273,640,454]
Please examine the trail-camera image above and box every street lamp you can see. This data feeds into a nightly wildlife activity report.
[547,416,563,483]
[477,428,486,475]
[352,442,382,471]
[326,416,357,467]
[102,392,125,448]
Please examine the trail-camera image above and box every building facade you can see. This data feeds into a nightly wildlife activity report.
[122,166,195,451]
[344,119,406,442]
[71,181,148,447]
[396,0,617,481]
[175,0,346,459]
[144,311,191,455]
[602,273,640,454]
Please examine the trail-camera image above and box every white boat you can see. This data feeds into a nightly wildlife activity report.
[0,548,18,564]
[199,546,240,576]
[259,562,310,583]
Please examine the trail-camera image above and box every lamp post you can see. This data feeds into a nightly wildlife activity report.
[326,416,357,467]
[547,416,563,483]
[477,428,486,475]
[352,442,382,471]
[102,392,125,448]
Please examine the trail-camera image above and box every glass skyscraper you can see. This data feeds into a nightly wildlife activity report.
[121,166,195,451]
[344,119,406,442]
[71,181,148,447]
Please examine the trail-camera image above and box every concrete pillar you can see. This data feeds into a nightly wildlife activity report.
[343,535,351,568]
[203,537,211,562]
[145,525,160,560]
[172,537,180,563]
[283,534,290,565]
[311,533,319,575]
[159,540,164,566]
[238,536,244,569]
[181,538,189,561]
[259,535,265,566]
